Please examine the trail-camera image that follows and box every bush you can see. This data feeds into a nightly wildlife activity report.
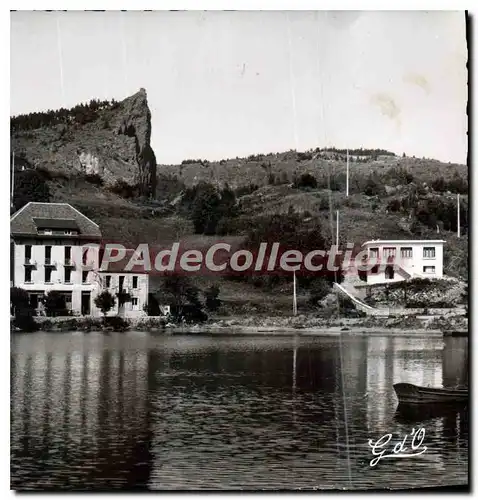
[364,175,384,196]
[94,291,116,316]
[11,287,30,316]
[204,285,221,312]
[13,169,51,211]
[294,173,318,190]
[102,316,129,331]
[13,314,38,332]
[84,173,104,185]
[45,291,69,317]
[308,280,331,306]
[108,179,140,199]
[387,198,402,212]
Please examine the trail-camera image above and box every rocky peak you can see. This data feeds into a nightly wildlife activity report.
[11,88,157,197]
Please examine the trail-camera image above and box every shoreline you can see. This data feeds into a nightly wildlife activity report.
[163,325,444,337]
[12,313,466,337]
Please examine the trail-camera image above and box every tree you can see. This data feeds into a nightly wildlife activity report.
[13,169,51,211]
[191,183,222,234]
[461,284,468,317]
[10,287,30,317]
[294,173,318,190]
[204,285,221,312]
[160,274,203,318]
[94,291,116,317]
[308,279,331,306]
[364,175,383,196]
[45,291,68,317]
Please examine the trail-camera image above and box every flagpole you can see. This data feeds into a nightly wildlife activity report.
[457,194,461,238]
[346,149,349,197]
[336,210,339,247]
[293,270,297,316]
[11,151,14,208]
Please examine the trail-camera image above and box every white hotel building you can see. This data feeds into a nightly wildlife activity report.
[10,202,148,317]
[361,239,445,285]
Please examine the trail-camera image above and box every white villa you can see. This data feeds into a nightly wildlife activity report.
[361,239,445,285]
[10,202,149,318]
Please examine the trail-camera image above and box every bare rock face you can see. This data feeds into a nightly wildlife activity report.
[11,88,157,197]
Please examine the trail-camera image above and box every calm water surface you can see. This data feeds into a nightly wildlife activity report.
[11,332,468,491]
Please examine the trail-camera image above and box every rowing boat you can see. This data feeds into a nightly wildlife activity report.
[393,382,468,405]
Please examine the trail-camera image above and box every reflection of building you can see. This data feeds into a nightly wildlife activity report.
[11,334,152,489]
[10,202,148,317]
[442,337,468,388]
[365,337,444,429]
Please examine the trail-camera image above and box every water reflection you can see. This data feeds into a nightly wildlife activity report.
[11,333,468,490]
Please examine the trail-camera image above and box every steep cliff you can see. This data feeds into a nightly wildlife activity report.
[11,88,157,197]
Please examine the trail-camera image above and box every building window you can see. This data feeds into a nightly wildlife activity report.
[25,245,32,263]
[82,271,88,284]
[45,245,52,265]
[132,276,138,289]
[65,268,72,283]
[400,247,412,258]
[423,266,436,274]
[25,267,32,283]
[65,246,72,264]
[370,248,379,258]
[119,276,125,291]
[105,275,111,288]
[423,247,436,259]
[45,267,52,283]
[132,297,139,310]
[383,247,396,258]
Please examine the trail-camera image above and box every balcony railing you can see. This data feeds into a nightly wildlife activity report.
[24,258,36,266]
[44,258,56,267]
[64,259,75,267]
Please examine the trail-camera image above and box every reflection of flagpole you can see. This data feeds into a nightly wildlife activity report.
[293,341,297,391]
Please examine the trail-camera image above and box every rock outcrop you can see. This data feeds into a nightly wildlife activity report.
[11,88,157,197]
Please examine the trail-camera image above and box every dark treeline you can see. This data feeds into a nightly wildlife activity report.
[11,98,120,132]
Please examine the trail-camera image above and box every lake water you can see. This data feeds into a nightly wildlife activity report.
[11,332,468,491]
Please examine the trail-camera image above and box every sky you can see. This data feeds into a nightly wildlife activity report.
[10,10,467,165]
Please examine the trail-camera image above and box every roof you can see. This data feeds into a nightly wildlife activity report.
[33,218,79,230]
[362,239,446,246]
[10,202,101,239]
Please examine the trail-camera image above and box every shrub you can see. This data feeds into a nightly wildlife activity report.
[108,179,140,199]
[94,291,116,316]
[308,280,331,306]
[84,173,104,185]
[13,312,38,332]
[204,285,221,312]
[102,316,129,331]
[294,173,318,190]
[45,291,69,317]
[364,175,384,196]
[387,198,402,212]
[11,287,30,316]
[13,169,51,211]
